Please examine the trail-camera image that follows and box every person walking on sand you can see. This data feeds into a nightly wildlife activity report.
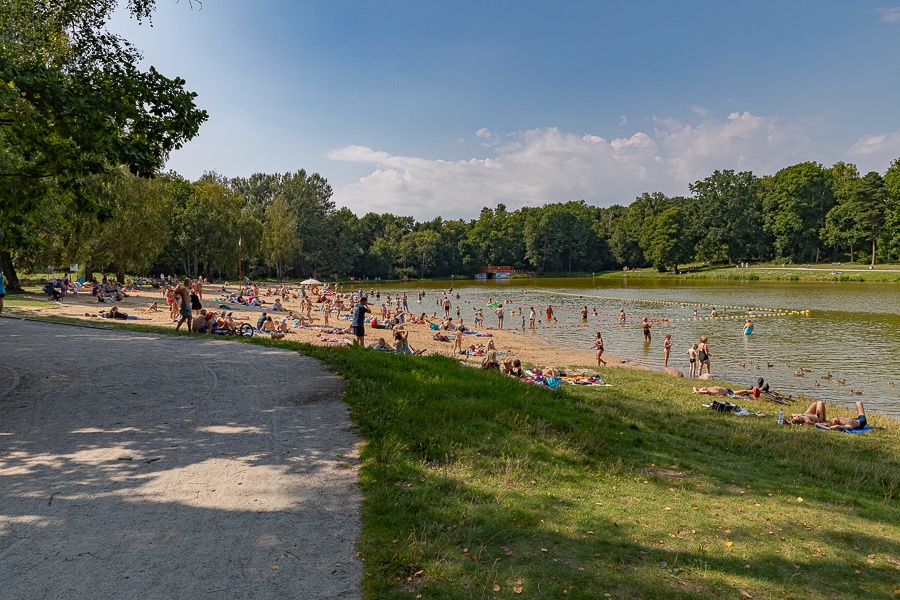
[174,278,193,333]
[453,325,464,355]
[663,333,672,367]
[591,332,607,366]
[642,317,652,342]
[697,336,711,376]
[686,343,699,378]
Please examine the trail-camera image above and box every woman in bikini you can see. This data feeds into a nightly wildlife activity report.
[591,332,607,366]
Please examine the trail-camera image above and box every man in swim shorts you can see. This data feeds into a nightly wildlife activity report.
[174,278,193,333]
[816,401,869,430]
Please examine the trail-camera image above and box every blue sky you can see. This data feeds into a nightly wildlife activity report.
[110,1,900,219]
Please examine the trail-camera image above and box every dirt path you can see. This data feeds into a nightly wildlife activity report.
[0,317,361,599]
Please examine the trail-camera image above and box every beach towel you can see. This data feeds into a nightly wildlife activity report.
[839,426,877,434]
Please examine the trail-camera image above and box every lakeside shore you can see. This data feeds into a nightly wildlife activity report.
[7,287,636,374]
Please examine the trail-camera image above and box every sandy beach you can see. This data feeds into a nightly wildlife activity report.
[18,286,637,374]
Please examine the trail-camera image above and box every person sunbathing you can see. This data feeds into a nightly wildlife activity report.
[815,401,883,430]
[787,401,826,425]
[503,358,524,378]
[481,350,500,370]
[369,337,395,351]
[692,386,731,396]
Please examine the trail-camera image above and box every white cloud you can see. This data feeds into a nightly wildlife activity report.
[328,110,814,220]
[847,131,900,160]
[874,6,900,24]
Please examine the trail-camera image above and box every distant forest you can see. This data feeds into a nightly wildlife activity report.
[11,158,900,283]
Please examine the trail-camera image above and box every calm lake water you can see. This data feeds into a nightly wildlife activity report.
[374,277,900,417]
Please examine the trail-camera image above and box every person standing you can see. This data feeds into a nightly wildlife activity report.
[698,336,711,376]
[174,278,193,333]
[0,268,7,315]
[642,317,652,342]
[495,304,504,329]
[351,296,371,347]
[591,332,607,366]
[686,344,699,378]
[443,297,451,318]
[663,333,672,367]
[528,307,536,329]
[546,305,555,323]
[619,308,626,324]
[581,306,588,321]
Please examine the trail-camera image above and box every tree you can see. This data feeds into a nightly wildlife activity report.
[261,196,301,280]
[762,162,834,262]
[688,170,763,263]
[0,0,207,289]
[640,203,693,272]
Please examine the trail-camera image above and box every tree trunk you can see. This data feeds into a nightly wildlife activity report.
[116,265,125,284]
[871,237,876,268]
[83,259,93,283]
[0,250,22,292]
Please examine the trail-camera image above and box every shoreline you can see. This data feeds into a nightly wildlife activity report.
[9,287,900,422]
[9,288,638,374]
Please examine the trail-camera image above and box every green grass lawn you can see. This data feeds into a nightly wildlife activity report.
[6,314,900,598]
[289,341,900,599]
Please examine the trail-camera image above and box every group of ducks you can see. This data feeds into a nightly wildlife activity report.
[737,361,896,397]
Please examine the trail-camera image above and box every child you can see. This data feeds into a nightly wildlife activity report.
[686,344,698,378]
[663,333,672,367]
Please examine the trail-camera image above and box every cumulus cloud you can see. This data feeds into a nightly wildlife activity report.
[847,131,900,160]
[874,6,900,24]
[328,110,814,220]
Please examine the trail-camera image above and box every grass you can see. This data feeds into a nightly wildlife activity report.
[5,311,900,598]
[593,264,900,283]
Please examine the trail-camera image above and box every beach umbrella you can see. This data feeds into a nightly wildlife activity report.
[301,278,322,285]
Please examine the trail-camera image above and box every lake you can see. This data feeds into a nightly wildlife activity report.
[370,277,900,417]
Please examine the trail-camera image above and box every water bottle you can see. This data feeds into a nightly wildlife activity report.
[777,409,784,425]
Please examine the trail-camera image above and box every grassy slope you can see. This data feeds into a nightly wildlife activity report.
[291,342,900,599]
[5,311,900,598]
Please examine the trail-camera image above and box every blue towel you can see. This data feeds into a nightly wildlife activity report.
[841,426,876,434]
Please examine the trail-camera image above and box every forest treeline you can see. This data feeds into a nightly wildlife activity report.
[10,158,898,283]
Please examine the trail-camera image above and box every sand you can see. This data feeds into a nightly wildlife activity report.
[0,316,362,599]
[18,286,635,374]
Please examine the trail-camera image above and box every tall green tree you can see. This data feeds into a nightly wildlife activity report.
[640,203,693,272]
[0,0,206,288]
[688,170,763,263]
[762,162,834,262]
[261,195,301,280]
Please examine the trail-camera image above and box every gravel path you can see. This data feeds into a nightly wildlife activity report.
[0,317,361,599]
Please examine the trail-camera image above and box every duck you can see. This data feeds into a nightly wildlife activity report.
[765,361,773,368]
[890,382,895,388]
[754,365,761,370]
[833,378,846,385]
[822,371,832,380]
[850,390,863,396]
[813,380,820,388]
[793,371,804,377]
